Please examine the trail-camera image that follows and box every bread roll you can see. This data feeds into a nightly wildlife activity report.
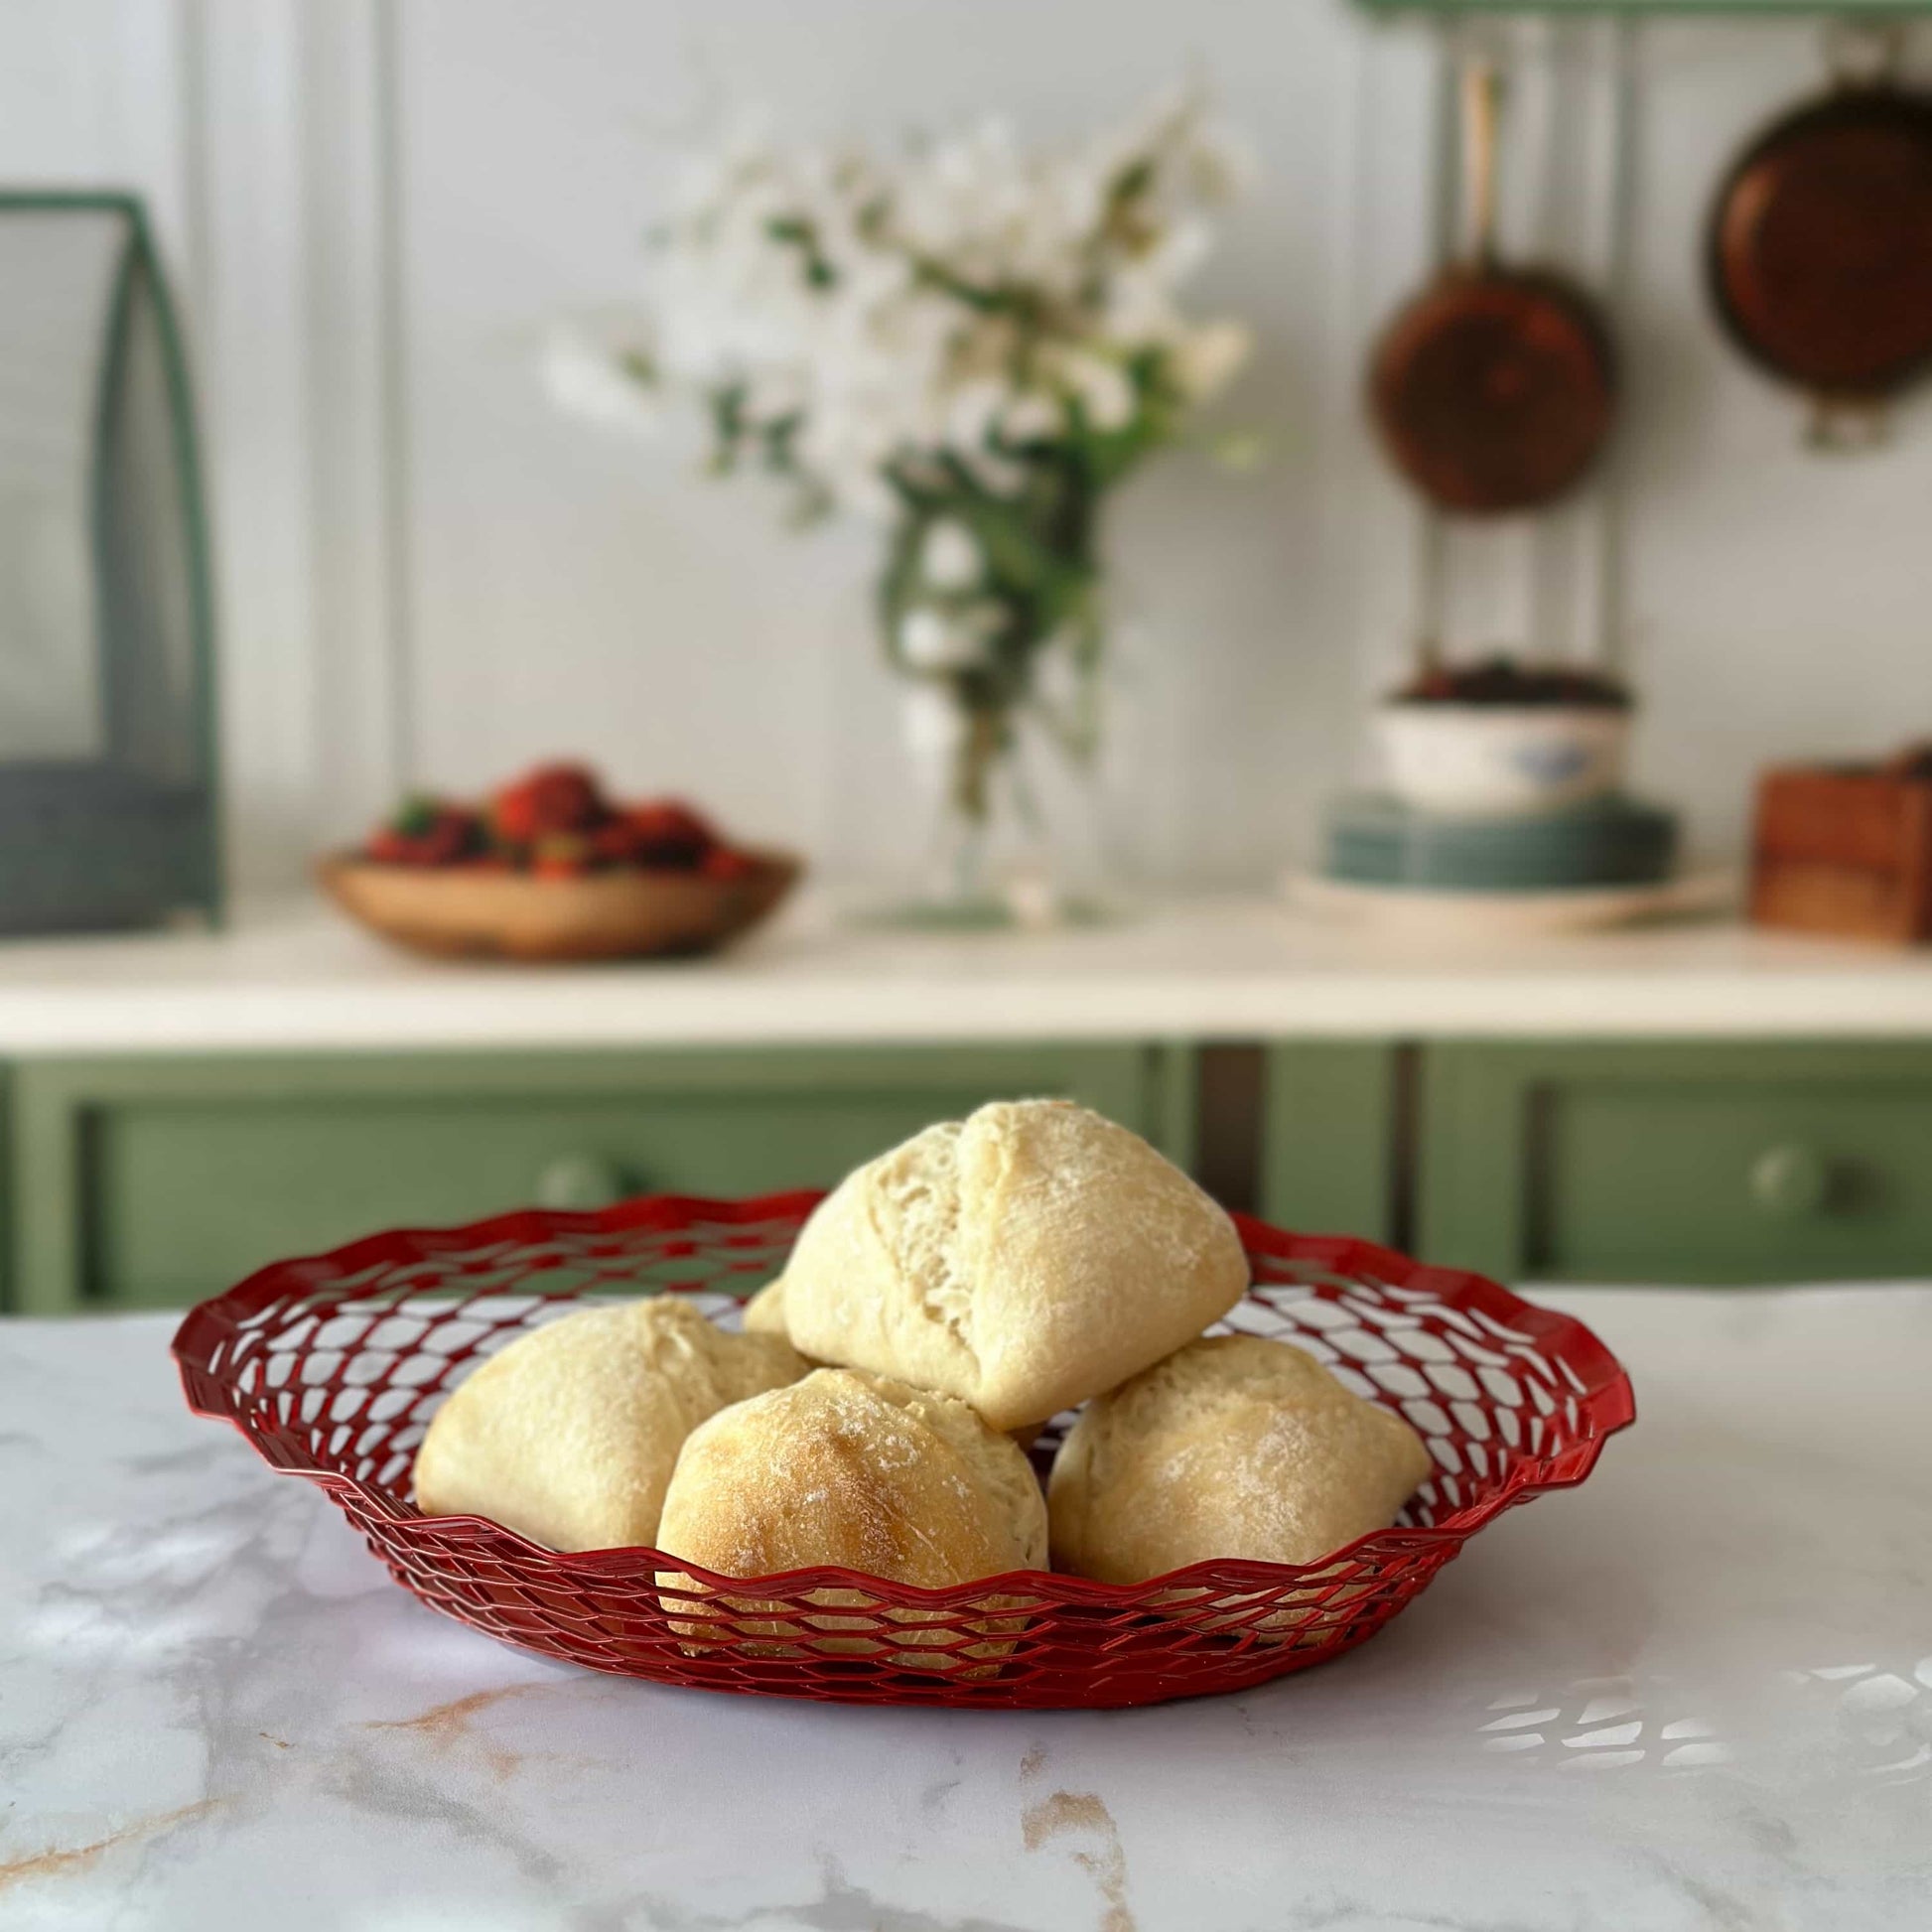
[413,1297,807,1552]
[775,1099,1248,1429]
[740,1276,788,1336]
[749,1280,1031,1445]
[1048,1334,1431,1610]
[656,1367,1046,1669]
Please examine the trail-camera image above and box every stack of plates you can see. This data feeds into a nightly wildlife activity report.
[1322,791,1679,893]
[1290,791,1730,934]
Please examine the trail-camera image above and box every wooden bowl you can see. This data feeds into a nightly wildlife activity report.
[320,849,800,962]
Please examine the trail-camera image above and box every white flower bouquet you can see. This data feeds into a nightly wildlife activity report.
[549,88,1252,910]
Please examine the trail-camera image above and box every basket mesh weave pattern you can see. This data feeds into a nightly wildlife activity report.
[172,1193,1633,1709]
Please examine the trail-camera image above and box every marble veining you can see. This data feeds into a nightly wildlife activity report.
[2,1289,1928,1931]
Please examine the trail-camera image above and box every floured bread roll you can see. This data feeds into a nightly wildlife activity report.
[413,1297,807,1552]
[656,1367,1047,1669]
[776,1099,1248,1429]
[748,1278,1029,1444]
[1048,1335,1432,1594]
[741,1277,788,1336]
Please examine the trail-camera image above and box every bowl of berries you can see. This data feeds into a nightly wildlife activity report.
[1376,656,1634,819]
[322,763,799,961]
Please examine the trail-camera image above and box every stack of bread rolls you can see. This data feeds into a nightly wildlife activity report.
[413,1098,1431,1664]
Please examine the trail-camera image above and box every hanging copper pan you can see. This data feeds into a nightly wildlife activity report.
[1708,28,1932,444]
[1370,59,1617,516]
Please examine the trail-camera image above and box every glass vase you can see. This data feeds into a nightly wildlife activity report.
[867,464,1114,928]
[886,674,1110,930]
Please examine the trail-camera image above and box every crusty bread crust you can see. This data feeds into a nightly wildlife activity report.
[659,1367,1046,1579]
[656,1367,1047,1669]
[1048,1334,1433,1585]
[412,1297,807,1552]
[777,1100,1249,1429]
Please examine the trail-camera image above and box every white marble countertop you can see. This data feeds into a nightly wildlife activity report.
[2,1288,1927,1930]
[0,893,1928,1053]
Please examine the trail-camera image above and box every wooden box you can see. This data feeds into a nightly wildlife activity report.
[1750,756,1932,944]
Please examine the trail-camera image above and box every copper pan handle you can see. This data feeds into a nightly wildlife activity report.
[1460,58,1501,268]
[1460,57,1501,269]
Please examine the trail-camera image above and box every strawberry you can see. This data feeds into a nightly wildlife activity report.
[364,828,418,865]
[624,799,717,870]
[532,833,595,879]
[700,845,758,883]
[490,763,609,845]
[590,820,644,868]
[366,796,481,867]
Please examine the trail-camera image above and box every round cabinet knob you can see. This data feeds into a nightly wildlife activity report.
[1748,1143,1830,1219]
[536,1152,630,1212]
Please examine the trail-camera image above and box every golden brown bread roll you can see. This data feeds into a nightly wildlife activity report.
[656,1367,1047,1669]
[412,1297,807,1552]
[1048,1335,1432,1590]
[774,1099,1249,1430]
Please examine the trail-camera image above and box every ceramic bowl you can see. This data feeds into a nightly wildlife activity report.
[320,849,799,962]
[1375,703,1630,817]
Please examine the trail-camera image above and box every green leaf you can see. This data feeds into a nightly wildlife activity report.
[391,793,444,837]
[763,214,838,290]
[703,382,750,475]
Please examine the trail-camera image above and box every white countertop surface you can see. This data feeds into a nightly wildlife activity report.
[2,1288,1927,1930]
[0,893,1929,1052]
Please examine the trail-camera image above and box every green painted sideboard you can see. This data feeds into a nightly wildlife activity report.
[1415,1041,1932,1284]
[1260,1041,1405,1245]
[4,1042,1188,1314]
[4,1035,1927,1311]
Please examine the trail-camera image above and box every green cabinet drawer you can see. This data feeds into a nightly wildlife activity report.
[1420,1041,1932,1284]
[1258,1041,1401,1244]
[9,1043,1179,1312]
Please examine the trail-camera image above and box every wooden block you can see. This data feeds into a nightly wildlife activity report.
[1750,759,1932,944]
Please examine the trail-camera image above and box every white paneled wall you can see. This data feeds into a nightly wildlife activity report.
[3,0,1929,896]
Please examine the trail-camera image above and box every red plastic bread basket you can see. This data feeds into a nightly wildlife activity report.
[172,1193,1634,1710]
